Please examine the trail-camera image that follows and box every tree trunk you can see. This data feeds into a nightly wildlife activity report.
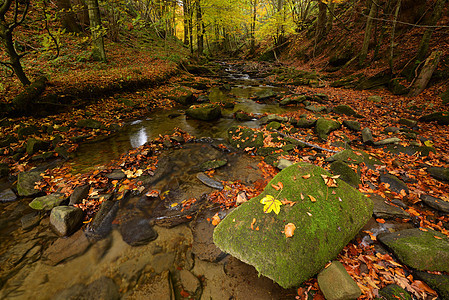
[250,0,257,55]
[326,0,335,34]
[408,51,442,97]
[183,0,189,45]
[54,0,82,33]
[86,0,106,61]
[315,1,327,41]
[359,0,377,65]
[0,27,30,85]
[389,0,401,71]
[196,0,203,56]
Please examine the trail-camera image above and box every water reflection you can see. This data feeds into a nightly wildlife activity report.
[130,126,148,148]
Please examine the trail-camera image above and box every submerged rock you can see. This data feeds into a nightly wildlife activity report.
[253,88,276,100]
[120,217,158,246]
[53,276,119,300]
[196,173,223,190]
[0,188,17,203]
[200,159,227,171]
[317,261,361,300]
[213,163,373,288]
[43,229,90,266]
[186,104,221,121]
[85,200,119,240]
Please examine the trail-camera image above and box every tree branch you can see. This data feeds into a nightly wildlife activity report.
[274,130,338,153]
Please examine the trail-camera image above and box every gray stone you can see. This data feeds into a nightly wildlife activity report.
[361,127,374,145]
[427,166,449,182]
[379,173,409,195]
[398,118,417,128]
[196,173,223,190]
[85,200,119,240]
[374,137,402,145]
[342,120,361,131]
[370,194,409,219]
[420,194,449,213]
[0,188,17,203]
[317,261,361,300]
[17,170,42,196]
[384,126,400,133]
[325,149,365,164]
[29,193,66,211]
[258,114,288,125]
[186,104,221,121]
[379,284,412,300]
[76,119,103,129]
[277,158,294,170]
[50,206,84,236]
[105,170,125,180]
[43,229,90,266]
[316,118,341,141]
[192,214,227,263]
[120,217,158,246]
[179,269,200,294]
[69,184,90,205]
[295,118,316,128]
[378,228,449,272]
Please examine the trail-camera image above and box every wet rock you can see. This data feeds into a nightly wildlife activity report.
[316,118,341,141]
[196,173,223,190]
[420,194,449,213]
[311,93,329,102]
[21,211,41,230]
[200,159,227,171]
[294,118,316,128]
[277,158,294,170]
[332,105,363,118]
[253,88,276,100]
[374,137,402,146]
[43,229,90,266]
[85,200,119,240]
[258,114,288,125]
[186,103,221,121]
[414,271,449,299]
[419,112,449,125]
[50,206,84,236]
[379,284,412,300]
[330,161,360,188]
[213,163,373,288]
[398,118,417,128]
[427,166,449,182]
[305,104,326,113]
[370,194,409,219]
[126,271,174,300]
[29,193,66,211]
[17,170,42,196]
[17,125,39,139]
[192,213,227,262]
[53,276,119,300]
[120,217,158,246]
[380,173,409,195]
[378,228,449,272]
[317,261,361,300]
[0,188,17,203]
[342,120,361,131]
[179,269,201,295]
[105,169,125,180]
[69,184,90,205]
[76,118,103,129]
[234,110,253,121]
[228,126,264,150]
[361,127,374,145]
[0,134,18,147]
[266,121,281,131]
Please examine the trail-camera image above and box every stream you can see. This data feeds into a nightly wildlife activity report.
[0,63,300,299]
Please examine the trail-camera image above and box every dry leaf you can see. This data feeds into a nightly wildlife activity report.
[236,192,247,205]
[308,195,317,202]
[250,218,256,230]
[212,213,221,226]
[284,223,296,238]
[321,174,340,187]
[302,174,311,179]
[281,199,296,206]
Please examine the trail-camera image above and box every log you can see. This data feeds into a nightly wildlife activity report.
[12,76,47,111]
[408,51,442,97]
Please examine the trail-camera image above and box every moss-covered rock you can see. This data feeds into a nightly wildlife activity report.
[317,261,361,300]
[305,105,327,113]
[332,105,363,118]
[355,71,391,90]
[253,89,276,100]
[266,121,282,131]
[415,271,449,299]
[342,120,361,132]
[379,284,412,300]
[26,138,50,155]
[213,163,373,288]
[440,89,449,105]
[228,126,264,150]
[168,87,195,105]
[0,163,9,178]
[389,79,409,95]
[76,119,103,129]
[280,95,307,106]
[330,161,360,188]
[295,118,316,128]
[419,112,449,125]
[330,75,361,88]
[316,118,341,141]
[427,166,449,182]
[186,104,221,121]
[378,228,449,272]
[17,170,42,196]
[325,149,364,164]
[29,193,66,211]
[17,125,39,140]
[234,110,253,121]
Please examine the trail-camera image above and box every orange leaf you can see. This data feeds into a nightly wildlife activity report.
[376,218,386,224]
[302,174,311,179]
[284,223,296,238]
[250,218,256,230]
[434,236,443,240]
[211,213,221,226]
[308,195,317,202]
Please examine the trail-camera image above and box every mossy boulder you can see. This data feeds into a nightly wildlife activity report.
[213,163,373,288]
[330,161,360,188]
[186,104,221,121]
[266,121,282,131]
[234,110,253,121]
[280,95,306,106]
[295,118,316,128]
[17,170,42,196]
[0,163,9,178]
[228,126,264,150]
[427,166,449,182]
[379,284,412,300]
[168,87,195,105]
[17,125,39,140]
[389,79,409,95]
[316,118,341,141]
[332,105,363,118]
[29,193,67,211]
[200,159,227,171]
[254,89,276,100]
[440,89,449,105]
[378,228,449,272]
[415,271,449,299]
[342,120,361,132]
[26,138,50,155]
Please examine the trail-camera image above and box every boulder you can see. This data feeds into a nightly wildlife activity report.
[280,95,306,106]
[76,119,103,129]
[25,138,50,155]
[228,126,264,150]
[295,118,316,128]
[378,228,449,272]
[379,284,412,300]
[374,137,402,146]
[277,158,294,170]
[69,184,90,205]
[305,105,326,113]
[17,170,42,196]
[370,194,409,219]
[258,114,288,125]
[0,188,17,203]
[420,194,449,213]
[169,87,195,105]
[29,193,66,211]
[332,105,363,118]
[317,261,361,300]
[316,118,341,141]
[427,166,449,182]
[361,127,374,145]
[325,149,364,164]
[85,200,119,240]
[0,163,9,178]
[398,118,417,128]
[50,206,84,236]
[266,121,281,131]
[186,104,221,121]
[213,163,373,288]
[342,120,361,131]
[330,161,360,188]
[253,89,276,100]
[120,217,158,246]
[43,229,90,266]
[17,125,39,140]
[234,110,253,121]
[105,169,125,180]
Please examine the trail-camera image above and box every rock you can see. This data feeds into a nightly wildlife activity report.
[0,163,9,178]
[17,125,39,139]
[316,118,341,141]
[305,105,326,113]
[356,71,391,90]
[389,79,409,95]
[325,149,364,164]
[21,211,41,230]
[25,138,50,155]
[342,120,361,131]
[0,134,18,147]
[192,213,228,263]
[120,217,158,246]
[361,127,374,145]
[85,200,119,240]
[311,93,329,102]
[105,169,125,180]
[374,137,402,146]
[398,118,417,128]
[50,206,84,236]
[54,146,70,159]
[186,104,221,121]
[277,158,294,170]
[0,188,17,203]
[17,170,42,197]
[258,114,288,125]
[234,110,253,121]
[126,271,174,300]
[213,163,373,288]
[295,118,316,128]
[43,229,90,266]
[330,161,360,188]
[378,228,449,272]
[379,284,412,300]
[196,173,223,190]
[379,173,409,195]
[427,166,449,182]
[419,112,449,125]
[384,126,400,133]
[200,159,227,171]
[53,276,119,300]
[69,184,90,205]
[254,88,276,100]
[414,271,449,299]
[228,126,264,150]
[76,118,103,129]
[29,193,66,211]
[266,121,281,131]
[332,105,363,118]
[280,95,306,106]
[367,95,382,102]
[179,269,201,295]
[317,261,361,300]
[420,194,449,213]
[370,194,409,219]
[170,87,195,105]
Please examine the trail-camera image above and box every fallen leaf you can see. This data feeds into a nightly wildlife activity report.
[281,199,296,206]
[145,190,159,197]
[236,192,247,205]
[250,217,256,230]
[271,181,284,191]
[212,213,221,226]
[321,174,340,187]
[284,223,296,238]
[260,195,283,214]
[302,174,311,179]
[376,218,386,224]
[308,195,317,202]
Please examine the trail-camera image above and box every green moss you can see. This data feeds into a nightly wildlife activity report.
[330,161,360,188]
[379,284,412,300]
[228,126,264,150]
[213,163,373,288]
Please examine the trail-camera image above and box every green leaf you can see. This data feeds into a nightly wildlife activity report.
[260,195,283,215]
